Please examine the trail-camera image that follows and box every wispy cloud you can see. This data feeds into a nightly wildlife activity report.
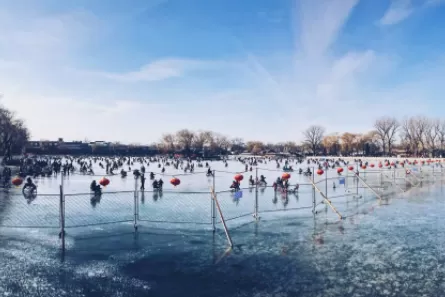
[297,0,359,58]
[378,0,444,26]
[378,0,414,26]
[80,59,239,83]
[425,0,445,6]
[0,8,99,63]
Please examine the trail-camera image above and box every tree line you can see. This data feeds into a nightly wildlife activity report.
[160,116,445,157]
[1,100,443,158]
[303,116,445,157]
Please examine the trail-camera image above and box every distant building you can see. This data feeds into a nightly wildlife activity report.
[25,138,89,154]
[25,140,59,153]
[89,141,110,147]
[25,139,159,156]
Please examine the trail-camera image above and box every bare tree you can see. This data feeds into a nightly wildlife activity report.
[427,119,440,156]
[322,134,340,155]
[364,130,381,155]
[303,125,325,156]
[283,141,298,154]
[246,141,264,154]
[193,131,214,151]
[414,116,429,155]
[175,129,195,153]
[340,132,356,156]
[374,117,399,155]
[0,105,30,160]
[400,117,417,155]
[438,120,445,156]
[161,133,176,153]
[230,138,245,154]
[387,119,400,155]
[213,134,230,154]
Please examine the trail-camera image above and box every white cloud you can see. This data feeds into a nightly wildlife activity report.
[79,59,239,83]
[425,0,445,6]
[0,9,99,63]
[378,0,445,26]
[297,0,359,58]
[378,0,414,26]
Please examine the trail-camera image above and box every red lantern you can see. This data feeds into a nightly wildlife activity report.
[316,169,324,175]
[348,166,354,171]
[337,167,344,173]
[170,177,180,187]
[378,163,383,168]
[234,174,244,182]
[408,161,412,165]
[282,173,291,180]
[99,177,110,187]
[370,164,375,168]
[11,176,23,186]
[361,165,367,169]
[390,162,395,166]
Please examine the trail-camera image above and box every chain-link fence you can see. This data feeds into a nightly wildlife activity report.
[138,190,212,225]
[64,191,135,228]
[1,166,445,250]
[0,193,60,228]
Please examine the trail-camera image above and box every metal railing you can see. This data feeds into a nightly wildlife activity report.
[1,165,444,251]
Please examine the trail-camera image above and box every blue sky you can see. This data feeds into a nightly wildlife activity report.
[1,0,445,143]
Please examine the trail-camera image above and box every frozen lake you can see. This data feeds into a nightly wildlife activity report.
[3,157,439,229]
[1,157,445,296]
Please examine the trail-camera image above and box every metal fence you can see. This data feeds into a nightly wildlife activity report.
[1,165,444,250]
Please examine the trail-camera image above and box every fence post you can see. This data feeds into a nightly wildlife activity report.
[324,165,328,198]
[134,176,139,231]
[59,185,65,252]
[212,170,216,232]
[312,167,315,214]
[380,170,382,188]
[356,171,359,196]
[393,167,395,184]
[60,171,64,194]
[254,167,259,220]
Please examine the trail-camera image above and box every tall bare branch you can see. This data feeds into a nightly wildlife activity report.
[303,125,325,156]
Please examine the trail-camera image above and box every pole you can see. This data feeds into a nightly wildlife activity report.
[60,170,64,193]
[312,167,315,214]
[393,166,395,184]
[254,167,259,220]
[59,185,65,251]
[212,170,216,231]
[380,168,382,188]
[325,164,328,198]
[309,178,343,219]
[356,169,359,196]
[210,187,233,247]
[134,176,138,231]
[355,172,383,201]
